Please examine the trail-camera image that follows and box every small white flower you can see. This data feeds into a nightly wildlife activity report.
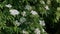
[40,0,45,4]
[31,10,38,15]
[20,17,26,23]
[34,28,40,34]
[45,5,49,10]
[9,9,19,16]
[25,5,32,10]
[42,28,45,32]
[22,30,29,34]
[39,20,45,26]
[5,4,12,8]
[21,11,26,16]
[14,20,21,26]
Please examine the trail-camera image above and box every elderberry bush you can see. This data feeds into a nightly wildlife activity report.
[0,0,60,34]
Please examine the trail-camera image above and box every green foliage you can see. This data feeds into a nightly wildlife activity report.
[0,0,60,34]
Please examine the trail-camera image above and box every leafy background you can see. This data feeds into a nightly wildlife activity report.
[0,0,60,34]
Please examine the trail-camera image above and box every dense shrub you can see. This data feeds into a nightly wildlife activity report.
[0,0,60,34]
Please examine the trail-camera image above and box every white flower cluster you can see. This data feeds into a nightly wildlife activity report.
[9,9,19,16]
[39,20,45,26]
[34,28,41,34]
[5,4,12,8]
[31,10,38,15]
[20,17,26,23]
[13,17,26,26]
[45,5,49,10]
[42,28,45,32]
[40,0,45,4]
[25,5,32,10]
[13,20,21,26]
[21,11,26,16]
[22,30,29,34]
[5,4,20,16]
